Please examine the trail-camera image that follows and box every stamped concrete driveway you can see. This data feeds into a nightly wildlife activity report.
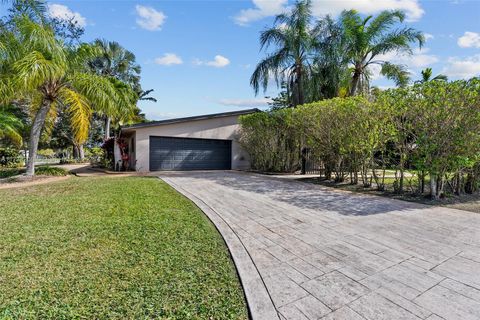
[161,171,480,320]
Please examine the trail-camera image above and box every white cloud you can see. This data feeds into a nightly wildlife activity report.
[310,0,424,22]
[154,53,183,66]
[369,63,383,80]
[135,5,166,31]
[194,55,230,68]
[234,0,424,25]
[217,97,272,107]
[376,48,438,68]
[370,48,437,81]
[458,32,480,48]
[405,48,439,67]
[47,3,86,27]
[442,55,480,79]
[424,33,434,41]
[234,0,287,25]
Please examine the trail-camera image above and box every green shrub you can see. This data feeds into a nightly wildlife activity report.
[239,78,480,199]
[37,149,56,158]
[35,166,69,176]
[0,168,23,179]
[0,147,23,167]
[87,146,104,165]
[239,109,301,172]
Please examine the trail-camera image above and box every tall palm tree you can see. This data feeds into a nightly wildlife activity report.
[340,10,425,96]
[89,39,141,138]
[310,15,350,100]
[251,0,315,107]
[2,17,133,175]
[415,67,448,83]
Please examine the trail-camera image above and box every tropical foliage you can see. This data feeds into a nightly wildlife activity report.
[89,39,144,138]
[0,1,149,175]
[0,107,23,146]
[251,0,425,104]
[250,0,314,106]
[240,79,480,200]
[415,67,448,83]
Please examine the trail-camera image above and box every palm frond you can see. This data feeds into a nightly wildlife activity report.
[365,10,405,42]
[260,28,287,50]
[12,50,65,91]
[371,27,425,57]
[432,74,448,82]
[0,107,24,146]
[250,48,290,94]
[69,72,118,115]
[67,43,101,70]
[14,16,65,61]
[380,62,410,87]
[59,87,91,143]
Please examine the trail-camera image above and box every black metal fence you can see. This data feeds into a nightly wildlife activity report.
[301,148,323,175]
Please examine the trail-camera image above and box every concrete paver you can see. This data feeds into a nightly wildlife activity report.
[161,171,480,320]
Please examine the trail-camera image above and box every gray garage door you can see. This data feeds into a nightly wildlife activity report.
[149,136,232,171]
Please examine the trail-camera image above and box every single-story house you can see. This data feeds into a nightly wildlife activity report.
[120,108,259,172]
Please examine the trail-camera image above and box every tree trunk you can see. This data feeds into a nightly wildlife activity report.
[430,173,438,200]
[26,100,51,176]
[465,172,475,194]
[399,168,404,193]
[72,144,79,159]
[297,65,304,106]
[73,144,85,160]
[420,170,425,194]
[349,69,361,96]
[104,116,111,140]
[78,144,85,161]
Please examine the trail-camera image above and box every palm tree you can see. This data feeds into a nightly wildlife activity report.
[310,15,350,100]
[89,39,141,138]
[415,68,448,83]
[251,0,315,107]
[2,17,133,176]
[340,10,425,96]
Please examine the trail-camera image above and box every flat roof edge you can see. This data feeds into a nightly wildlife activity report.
[121,108,261,130]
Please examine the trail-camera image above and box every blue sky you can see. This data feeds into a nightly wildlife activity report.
[3,0,480,120]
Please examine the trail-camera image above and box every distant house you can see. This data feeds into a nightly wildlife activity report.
[121,109,258,172]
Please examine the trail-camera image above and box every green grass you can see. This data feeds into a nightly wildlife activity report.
[0,176,247,319]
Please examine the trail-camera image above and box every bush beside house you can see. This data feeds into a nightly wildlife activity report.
[240,79,480,200]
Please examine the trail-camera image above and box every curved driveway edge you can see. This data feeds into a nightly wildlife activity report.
[161,177,280,320]
[161,171,480,320]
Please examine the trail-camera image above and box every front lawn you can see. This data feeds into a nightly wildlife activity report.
[0,176,247,319]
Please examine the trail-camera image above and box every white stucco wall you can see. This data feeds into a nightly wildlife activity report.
[127,114,250,172]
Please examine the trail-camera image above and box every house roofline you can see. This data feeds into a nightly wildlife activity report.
[121,108,261,131]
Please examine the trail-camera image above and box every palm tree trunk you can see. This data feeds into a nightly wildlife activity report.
[297,65,304,106]
[350,70,361,96]
[26,99,51,176]
[104,116,111,140]
[72,144,85,160]
[72,144,78,159]
[78,144,85,160]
